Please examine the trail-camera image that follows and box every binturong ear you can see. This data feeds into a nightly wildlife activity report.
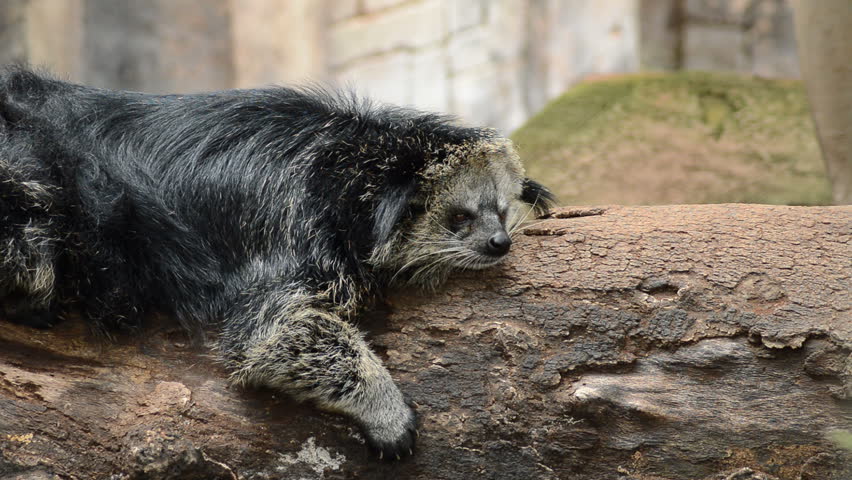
[521,178,556,218]
[0,93,28,125]
[373,182,417,245]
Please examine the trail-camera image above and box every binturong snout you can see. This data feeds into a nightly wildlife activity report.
[485,230,512,256]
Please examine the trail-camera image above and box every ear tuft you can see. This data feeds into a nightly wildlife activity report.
[521,178,556,217]
[373,182,416,245]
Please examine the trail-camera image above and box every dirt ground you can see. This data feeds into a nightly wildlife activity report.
[511,72,832,206]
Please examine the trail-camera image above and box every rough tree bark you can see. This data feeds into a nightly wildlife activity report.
[1,204,850,480]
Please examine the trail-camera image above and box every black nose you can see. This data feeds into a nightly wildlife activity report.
[486,231,512,256]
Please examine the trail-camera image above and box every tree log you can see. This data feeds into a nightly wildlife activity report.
[1,204,850,480]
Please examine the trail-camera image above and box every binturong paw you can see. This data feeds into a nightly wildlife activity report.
[360,397,418,461]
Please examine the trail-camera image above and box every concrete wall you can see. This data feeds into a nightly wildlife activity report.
[0,0,799,133]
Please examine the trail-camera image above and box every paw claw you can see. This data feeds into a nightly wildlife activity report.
[364,403,418,461]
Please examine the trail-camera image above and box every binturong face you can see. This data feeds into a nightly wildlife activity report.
[425,162,526,268]
[372,145,554,290]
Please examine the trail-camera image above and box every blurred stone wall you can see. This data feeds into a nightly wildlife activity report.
[641,0,799,77]
[326,0,639,132]
[0,0,797,133]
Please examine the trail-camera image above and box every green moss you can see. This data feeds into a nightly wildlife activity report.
[830,431,852,451]
[511,72,831,206]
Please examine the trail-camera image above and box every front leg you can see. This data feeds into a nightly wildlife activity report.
[219,287,417,458]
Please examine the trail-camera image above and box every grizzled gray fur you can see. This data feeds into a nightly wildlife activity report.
[0,66,554,458]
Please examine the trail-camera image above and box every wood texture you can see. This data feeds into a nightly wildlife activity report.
[1,204,850,479]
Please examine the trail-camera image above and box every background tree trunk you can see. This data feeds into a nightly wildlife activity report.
[793,0,852,204]
[1,204,850,480]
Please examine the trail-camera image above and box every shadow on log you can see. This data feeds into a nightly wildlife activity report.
[1,204,850,480]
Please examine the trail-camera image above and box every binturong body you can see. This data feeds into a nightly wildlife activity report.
[0,67,554,458]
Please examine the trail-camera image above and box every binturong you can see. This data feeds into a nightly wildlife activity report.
[0,66,555,459]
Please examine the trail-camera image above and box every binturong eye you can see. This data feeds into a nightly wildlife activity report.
[449,211,473,227]
[452,213,469,224]
[498,209,507,224]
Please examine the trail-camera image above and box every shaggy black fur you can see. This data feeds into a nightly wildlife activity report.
[0,66,553,458]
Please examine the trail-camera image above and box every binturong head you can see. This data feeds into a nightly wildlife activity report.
[370,138,555,289]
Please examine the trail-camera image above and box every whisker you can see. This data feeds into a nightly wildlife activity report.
[409,239,456,246]
[513,218,552,234]
[431,220,456,237]
[409,249,469,284]
[509,204,536,236]
[509,198,554,236]
[392,246,467,283]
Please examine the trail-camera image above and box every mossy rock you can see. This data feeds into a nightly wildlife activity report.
[511,72,831,206]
